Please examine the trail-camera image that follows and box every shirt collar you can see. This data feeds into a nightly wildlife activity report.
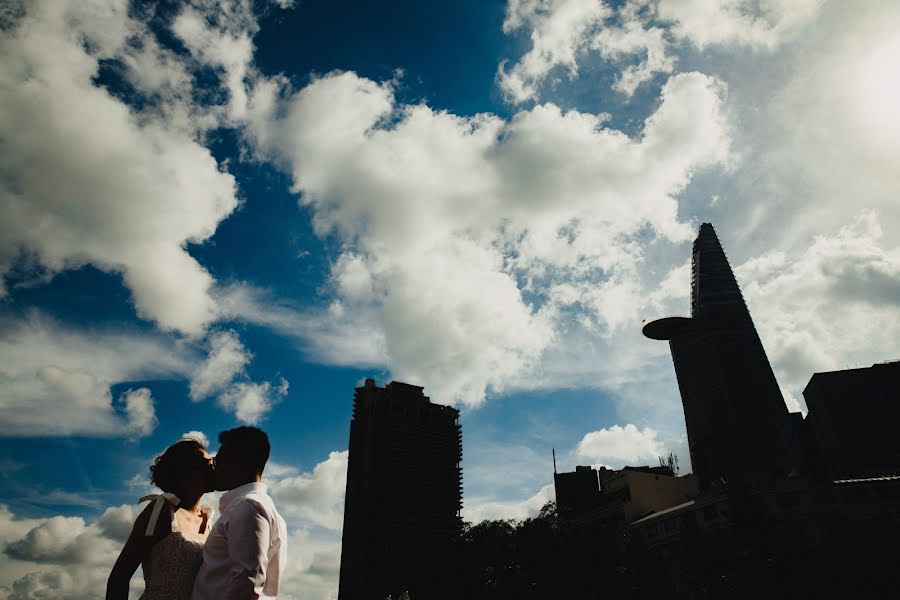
[219,481,267,513]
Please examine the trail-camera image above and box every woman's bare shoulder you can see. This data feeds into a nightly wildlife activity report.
[130,499,172,541]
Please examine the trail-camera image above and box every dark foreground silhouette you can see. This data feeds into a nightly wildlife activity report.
[452,495,899,599]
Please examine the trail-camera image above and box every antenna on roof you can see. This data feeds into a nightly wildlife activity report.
[552,448,557,475]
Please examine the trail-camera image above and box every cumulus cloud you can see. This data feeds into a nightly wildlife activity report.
[244,68,728,407]
[722,1,900,250]
[0,0,241,335]
[0,505,139,599]
[219,378,289,425]
[591,12,674,96]
[278,531,343,600]
[189,330,253,401]
[574,423,665,465]
[0,314,192,437]
[95,504,143,544]
[0,313,283,434]
[0,502,143,599]
[171,0,258,124]
[270,451,348,531]
[0,507,43,549]
[738,212,900,410]
[4,516,114,566]
[654,0,824,50]
[188,329,288,423]
[499,0,612,102]
[498,0,823,102]
[122,388,157,439]
[263,451,350,600]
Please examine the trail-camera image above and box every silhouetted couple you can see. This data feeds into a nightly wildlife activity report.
[106,426,287,599]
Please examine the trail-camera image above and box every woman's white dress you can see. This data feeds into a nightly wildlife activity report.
[138,493,212,600]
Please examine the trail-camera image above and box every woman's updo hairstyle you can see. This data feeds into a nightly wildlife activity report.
[149,437,206,498]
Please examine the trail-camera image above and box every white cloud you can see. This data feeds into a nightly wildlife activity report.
[0,314,192,437]
[122,388,157,439]
[216,284,388,368]
[180,430,211,448]
[499,0,611,102]
[0,0,241,335]
[497,0,824,103]
[331,254,375,305]
[0,313,284,434]
[463,484,555,523]
[270,451,348,531]
[0,503,128,599]
[737,212,900,409]
[0,507,43,548]
[264,461,299,479]
[95,504,143,544]
[187,329,288,423]
[574,423,665,465]
[731,2,900,248]
[4,516,113,566]
[278,530,342,600]
[245,69,728,407]
[189,330,253,401]
[262,451,350,600]
[591,15,675,96]
[654,0,824,50]
[218,378,288,425]
[171,1,258,123]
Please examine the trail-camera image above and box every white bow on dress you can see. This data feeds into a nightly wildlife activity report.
[139,492,180,536]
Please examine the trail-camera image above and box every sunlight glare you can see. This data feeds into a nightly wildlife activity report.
[855,36,900,145]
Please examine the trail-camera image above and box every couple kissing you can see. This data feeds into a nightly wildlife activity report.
[106,426,287,599]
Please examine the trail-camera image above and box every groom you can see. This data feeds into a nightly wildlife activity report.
[193,426,287,600]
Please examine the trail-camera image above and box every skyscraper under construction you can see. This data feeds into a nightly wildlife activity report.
[338,379,463,600]
[643,223,800,490]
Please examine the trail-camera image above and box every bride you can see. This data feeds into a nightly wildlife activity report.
[106,437,216,599]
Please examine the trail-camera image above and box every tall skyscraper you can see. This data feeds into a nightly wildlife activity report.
[338,379,463,600]
[643,223,797,490]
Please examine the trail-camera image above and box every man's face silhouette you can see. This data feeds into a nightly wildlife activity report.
[213,444,247,491]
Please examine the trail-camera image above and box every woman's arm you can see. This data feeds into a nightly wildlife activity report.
[105,503,162,600]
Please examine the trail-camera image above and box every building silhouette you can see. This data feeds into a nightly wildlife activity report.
[804,361,900,480]
[338,379,462,600]
[554,464,698,524]
[553,465,604,518]
[643,223,801,489]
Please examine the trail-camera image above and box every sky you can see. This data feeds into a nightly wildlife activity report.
[1,0,900,597]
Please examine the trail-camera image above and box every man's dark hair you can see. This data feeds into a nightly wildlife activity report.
[219,426,270,476]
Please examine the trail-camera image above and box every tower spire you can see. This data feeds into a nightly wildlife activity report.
[642,223,797,489]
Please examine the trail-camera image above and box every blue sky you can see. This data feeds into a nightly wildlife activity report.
[2,0,900,597]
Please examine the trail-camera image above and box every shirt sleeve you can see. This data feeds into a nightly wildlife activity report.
[223,500,271,600]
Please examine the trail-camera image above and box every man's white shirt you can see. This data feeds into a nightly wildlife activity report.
[192,482,287,600]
